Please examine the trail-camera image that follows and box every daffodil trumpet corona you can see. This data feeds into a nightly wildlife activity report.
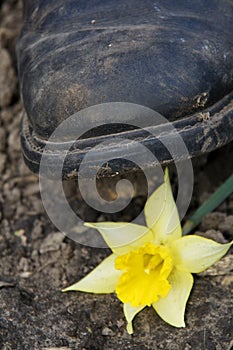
[63,169,232,334]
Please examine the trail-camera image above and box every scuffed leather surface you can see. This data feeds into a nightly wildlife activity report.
[17,0,233,138]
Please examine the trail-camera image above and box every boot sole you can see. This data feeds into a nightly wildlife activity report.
[21,92,233,179]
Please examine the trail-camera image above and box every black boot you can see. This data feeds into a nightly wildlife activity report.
[17,0,233,178]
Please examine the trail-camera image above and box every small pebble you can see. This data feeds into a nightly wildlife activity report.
[102,327,114,336]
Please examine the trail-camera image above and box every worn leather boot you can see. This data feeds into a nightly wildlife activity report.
[17,0,233,178]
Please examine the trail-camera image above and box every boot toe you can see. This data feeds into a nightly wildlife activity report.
[17,0,233,175]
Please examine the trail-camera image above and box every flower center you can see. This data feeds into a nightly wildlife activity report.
[115,242,173,307]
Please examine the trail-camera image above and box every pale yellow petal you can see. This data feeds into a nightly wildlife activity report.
[145,168,182,244]
[123,303,145,334]
[153,268,193,327]
[85,222,154,254]
[62,254,121,293]
[171,236,233,273]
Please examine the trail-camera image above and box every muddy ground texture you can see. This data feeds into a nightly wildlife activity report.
[0,1,233,349]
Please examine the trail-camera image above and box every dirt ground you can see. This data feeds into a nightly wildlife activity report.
[0,1,233,349]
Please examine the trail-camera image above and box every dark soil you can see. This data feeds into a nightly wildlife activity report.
[0,1,233,349]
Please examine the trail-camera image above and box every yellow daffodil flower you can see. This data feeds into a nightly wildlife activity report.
[63,169,232,334]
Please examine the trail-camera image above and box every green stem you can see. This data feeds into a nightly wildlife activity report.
[183,174,233,235]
